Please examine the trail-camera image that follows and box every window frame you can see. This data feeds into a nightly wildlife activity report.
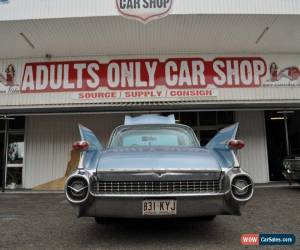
[178,111,235,144]
[3,117,26,189]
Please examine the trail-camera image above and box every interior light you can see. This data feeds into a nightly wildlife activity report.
[277,111,295,114]
[0,116,15,120]
[270,117,285,120]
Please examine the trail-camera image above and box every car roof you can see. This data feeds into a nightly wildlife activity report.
[113,123,192,130]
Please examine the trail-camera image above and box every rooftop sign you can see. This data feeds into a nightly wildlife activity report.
[116,0,173,23]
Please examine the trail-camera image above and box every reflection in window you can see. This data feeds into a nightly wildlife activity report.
[7,134,24,165]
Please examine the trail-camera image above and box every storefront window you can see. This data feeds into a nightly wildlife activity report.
[265,111,300,181]
[0,120,4,130]
[217,112,234,125]
[9,117,25,130]
[288,111,300,156]
[163,111,234,146]
[7,134,24,165]
[0,116,26,189]
[200,130,217,146]
[199,112,217,126]
[180,112,197,126]
[0,133,4,188]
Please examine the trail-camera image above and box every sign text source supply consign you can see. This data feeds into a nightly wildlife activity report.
[76,89,217,100]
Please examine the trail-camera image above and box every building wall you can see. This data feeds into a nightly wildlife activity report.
[24,111,269,188]
[23,114,124,188]
[1,0,300,21]
[237,111,269,183]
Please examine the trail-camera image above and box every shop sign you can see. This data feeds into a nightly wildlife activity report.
[116,0,173,23]
[17,57,267,101]
[1,56,300,102]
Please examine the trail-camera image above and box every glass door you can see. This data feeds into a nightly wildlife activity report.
[0,133,4,189]
[6,117,25,189]
[6,133,24,189]
[0,116,25,190]
[264,111,300,181]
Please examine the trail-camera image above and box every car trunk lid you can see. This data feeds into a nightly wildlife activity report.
[96,147,222,180]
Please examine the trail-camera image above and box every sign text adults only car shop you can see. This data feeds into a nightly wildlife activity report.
[1,56,300,101]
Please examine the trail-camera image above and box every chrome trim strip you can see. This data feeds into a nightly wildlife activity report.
[97,169,222,173]
[89,192,228,198]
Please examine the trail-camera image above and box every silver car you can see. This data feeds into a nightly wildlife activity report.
[65,114,254,222]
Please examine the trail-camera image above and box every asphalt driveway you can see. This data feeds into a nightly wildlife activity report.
[0,186,299,250]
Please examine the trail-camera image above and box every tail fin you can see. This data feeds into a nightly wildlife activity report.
[206,123,239,168]
[206,123,239,150]
[79,124,103,151]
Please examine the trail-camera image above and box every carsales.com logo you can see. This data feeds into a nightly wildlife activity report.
[241,233,296,246]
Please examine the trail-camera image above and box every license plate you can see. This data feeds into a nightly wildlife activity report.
[142,200,177,216]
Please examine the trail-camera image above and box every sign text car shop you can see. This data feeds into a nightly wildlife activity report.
[116,0,173,23]
[9,57,266,100]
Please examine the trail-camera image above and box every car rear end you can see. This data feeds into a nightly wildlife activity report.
[65,167,253,218]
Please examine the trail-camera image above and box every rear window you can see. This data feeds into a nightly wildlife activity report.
[109,126,199,148]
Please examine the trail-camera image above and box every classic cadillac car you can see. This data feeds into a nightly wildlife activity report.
[65,114,254,222]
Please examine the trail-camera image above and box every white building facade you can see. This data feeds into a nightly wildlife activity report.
[0,0,300,189]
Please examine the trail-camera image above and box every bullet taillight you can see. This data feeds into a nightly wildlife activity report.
[228,139,245,150]
[72,140,89,151]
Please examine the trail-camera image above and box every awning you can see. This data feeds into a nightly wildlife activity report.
[1,100,300,115]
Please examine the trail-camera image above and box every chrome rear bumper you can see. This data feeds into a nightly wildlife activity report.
[74,192,241,218]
